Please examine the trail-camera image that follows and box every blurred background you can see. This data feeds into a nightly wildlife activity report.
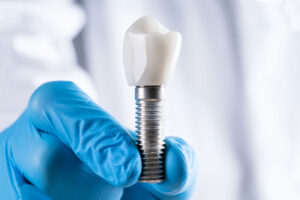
[1,0,300,199]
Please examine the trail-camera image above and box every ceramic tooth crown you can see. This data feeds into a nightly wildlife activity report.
[123,15,182,86]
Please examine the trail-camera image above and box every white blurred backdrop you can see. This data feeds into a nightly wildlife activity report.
[1,0,300,199]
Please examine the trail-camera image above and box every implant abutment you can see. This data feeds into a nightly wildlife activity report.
[135,86,166,183]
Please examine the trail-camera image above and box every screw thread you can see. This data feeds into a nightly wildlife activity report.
[135,87,165,183]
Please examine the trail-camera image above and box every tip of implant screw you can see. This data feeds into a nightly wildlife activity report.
[139,179,164,183]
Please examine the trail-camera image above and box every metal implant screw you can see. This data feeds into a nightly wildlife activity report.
[135,86,165,183]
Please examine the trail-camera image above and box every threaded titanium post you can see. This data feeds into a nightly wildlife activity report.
[135,86,165,183]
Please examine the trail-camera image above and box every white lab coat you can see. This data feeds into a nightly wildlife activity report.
[1,0,300,200]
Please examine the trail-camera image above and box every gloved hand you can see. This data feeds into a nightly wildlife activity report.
[0,81,198,200]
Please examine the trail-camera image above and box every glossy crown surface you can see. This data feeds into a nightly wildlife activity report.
[123,16,182,86]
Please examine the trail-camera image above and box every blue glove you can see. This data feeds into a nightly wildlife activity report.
[0,81,198,200]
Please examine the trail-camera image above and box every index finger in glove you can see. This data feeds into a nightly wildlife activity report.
[27,81,141,187]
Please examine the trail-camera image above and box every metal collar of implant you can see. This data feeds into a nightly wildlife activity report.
[135,86,165,100]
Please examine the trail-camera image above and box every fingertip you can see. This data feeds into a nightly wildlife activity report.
[28,81,77,114]
[127,145,142,186]
[27,81,86,131]
[166,137,191,185]
[165,137,196,173]
[120,149,142,187]
[151,136,197,195]
[106,133,142,187]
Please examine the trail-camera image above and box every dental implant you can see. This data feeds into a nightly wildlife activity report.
[123,16,182,183]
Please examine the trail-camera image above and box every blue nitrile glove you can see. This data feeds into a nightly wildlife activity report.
[0,81,198,200]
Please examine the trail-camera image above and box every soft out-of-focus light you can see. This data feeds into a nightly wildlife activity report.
[13,35,59,64]
[0,1,85,38]
[284,0,300,31]
[255,0,300,32]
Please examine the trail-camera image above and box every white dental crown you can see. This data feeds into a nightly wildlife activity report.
[123,15,182,86]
